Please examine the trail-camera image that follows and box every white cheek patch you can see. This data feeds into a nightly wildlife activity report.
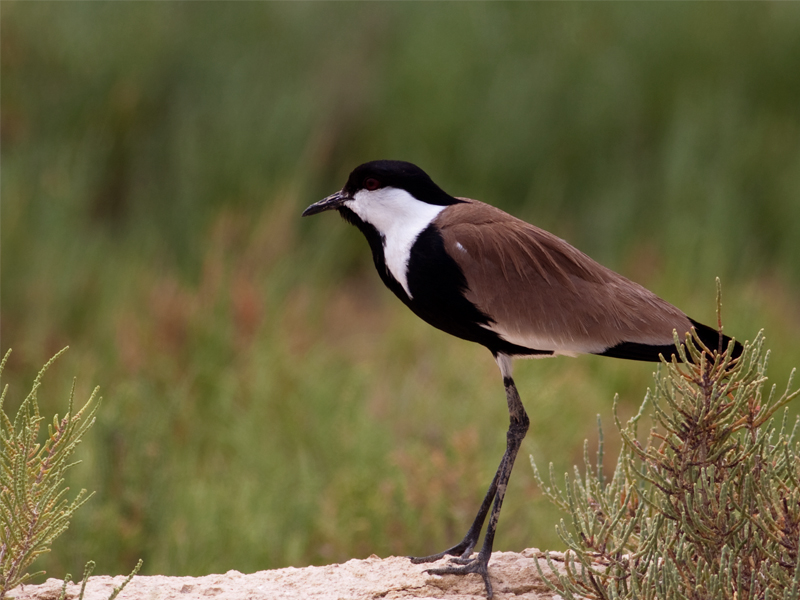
[348,187,446,298]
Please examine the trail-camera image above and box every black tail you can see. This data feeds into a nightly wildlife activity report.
[596,319,743,363]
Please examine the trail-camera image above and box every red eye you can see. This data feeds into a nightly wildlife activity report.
[364,178,381,191]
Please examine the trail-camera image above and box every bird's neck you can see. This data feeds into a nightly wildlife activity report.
[338,206,411,303]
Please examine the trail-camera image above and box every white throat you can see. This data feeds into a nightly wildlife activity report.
[348,187,446,298]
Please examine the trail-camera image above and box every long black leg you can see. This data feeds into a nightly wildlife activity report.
[409,469,500,564]
[411,374,529,599]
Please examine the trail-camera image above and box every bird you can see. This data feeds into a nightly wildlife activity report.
[302,159,741,598]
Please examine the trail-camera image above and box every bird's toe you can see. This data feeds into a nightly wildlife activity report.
[424,553,493,598]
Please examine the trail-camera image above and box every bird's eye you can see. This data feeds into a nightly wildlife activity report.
[364,178,381,191]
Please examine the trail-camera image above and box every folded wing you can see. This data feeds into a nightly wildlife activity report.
[434,200,693,357]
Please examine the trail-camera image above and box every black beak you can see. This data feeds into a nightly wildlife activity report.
[302,190,351,217]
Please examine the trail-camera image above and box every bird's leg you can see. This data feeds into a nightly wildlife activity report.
[414,375,529,599]
[409,468,501,564]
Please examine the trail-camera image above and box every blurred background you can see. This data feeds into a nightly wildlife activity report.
[2,1,800,579]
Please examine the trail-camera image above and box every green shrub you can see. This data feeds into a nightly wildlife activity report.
[533,322,800,598]
[0,349,98,598]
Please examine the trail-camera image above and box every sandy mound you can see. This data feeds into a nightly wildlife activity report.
[10,549,568,600]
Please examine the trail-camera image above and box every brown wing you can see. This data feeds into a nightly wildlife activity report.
[434,200,692,355]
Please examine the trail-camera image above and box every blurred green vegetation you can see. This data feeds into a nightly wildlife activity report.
[2,1,800,580]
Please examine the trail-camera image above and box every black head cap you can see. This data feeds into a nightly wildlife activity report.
[343,160,460,206]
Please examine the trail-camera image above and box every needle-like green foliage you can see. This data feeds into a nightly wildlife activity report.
[0,349,99,599]
[532,289,800,599]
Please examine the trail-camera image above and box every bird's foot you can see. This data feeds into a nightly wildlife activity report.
[423,552,493,599]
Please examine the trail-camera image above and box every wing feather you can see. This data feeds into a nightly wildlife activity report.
[434,200,692,355]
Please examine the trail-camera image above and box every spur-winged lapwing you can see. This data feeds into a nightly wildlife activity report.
[303,160,741,598]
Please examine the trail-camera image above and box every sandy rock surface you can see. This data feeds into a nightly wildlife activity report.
[10,549,567,600]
